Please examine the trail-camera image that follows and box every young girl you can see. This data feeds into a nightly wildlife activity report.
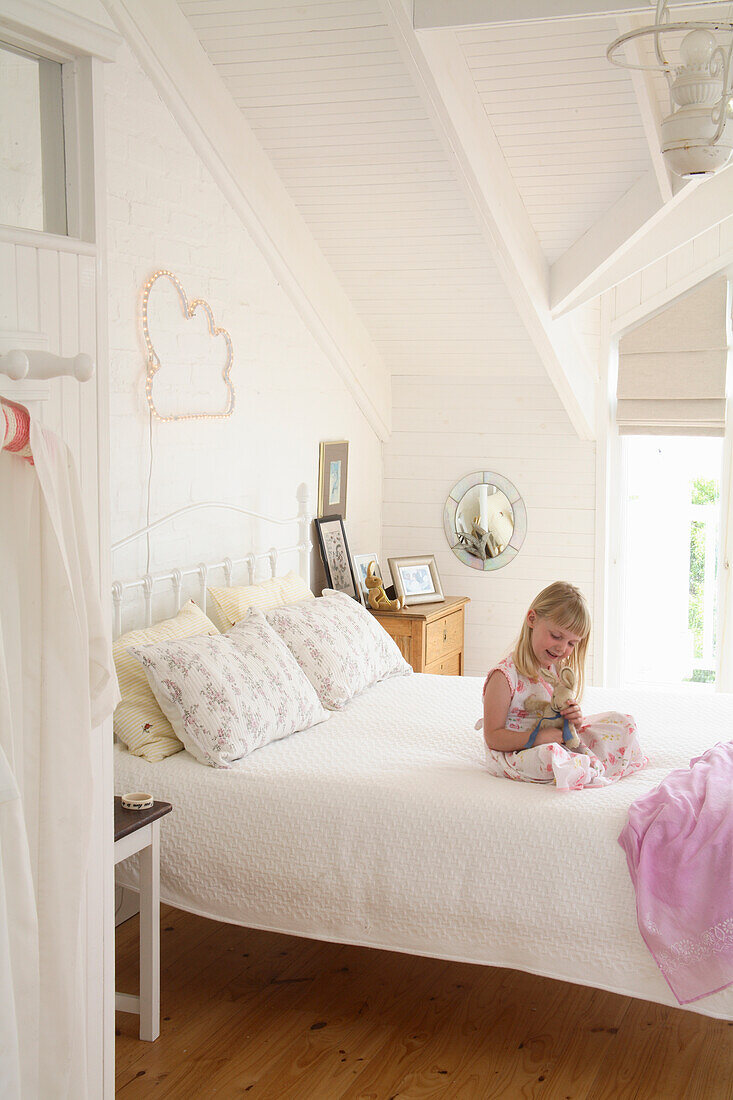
[480,581,646,790]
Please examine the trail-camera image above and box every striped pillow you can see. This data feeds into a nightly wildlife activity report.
[113,600,219,762]
[207,570,313,627]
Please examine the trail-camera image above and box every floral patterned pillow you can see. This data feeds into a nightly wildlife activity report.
[127,613,329,768]
[265,590,412,710]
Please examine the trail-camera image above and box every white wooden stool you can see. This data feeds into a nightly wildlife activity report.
[114,797,172,1041]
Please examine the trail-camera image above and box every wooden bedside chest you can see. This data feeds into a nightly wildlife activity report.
[369,596,470,674]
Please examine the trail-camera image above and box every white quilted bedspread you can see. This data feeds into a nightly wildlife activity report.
[115,674,733,1019]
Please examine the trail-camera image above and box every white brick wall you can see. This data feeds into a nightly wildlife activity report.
[105,42,383,588]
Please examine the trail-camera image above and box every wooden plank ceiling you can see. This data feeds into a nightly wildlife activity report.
[179,0,552,379]
[177,0,732,390]
[457,17,652,263]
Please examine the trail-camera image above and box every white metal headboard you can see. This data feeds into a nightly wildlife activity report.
[110,484,311,638]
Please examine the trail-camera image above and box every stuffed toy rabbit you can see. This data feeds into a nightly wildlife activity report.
[365,561,403,612]
[523,666,581,751]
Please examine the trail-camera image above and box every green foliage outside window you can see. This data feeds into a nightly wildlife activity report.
[688,477,719,682]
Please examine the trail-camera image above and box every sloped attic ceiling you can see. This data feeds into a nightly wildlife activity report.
[171,0,733,437]
[179,0,548,379]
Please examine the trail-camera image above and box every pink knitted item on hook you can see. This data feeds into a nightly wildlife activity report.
[1,401,34,463]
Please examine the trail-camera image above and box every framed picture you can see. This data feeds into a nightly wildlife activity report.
[315,515,359,600]
[318,440,349,519]
[388,555,445,606]
[352,553,384,606]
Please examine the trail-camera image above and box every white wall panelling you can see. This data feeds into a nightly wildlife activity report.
[384,374,596,679]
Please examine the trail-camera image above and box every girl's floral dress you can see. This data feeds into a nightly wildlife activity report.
[477,656,646,790]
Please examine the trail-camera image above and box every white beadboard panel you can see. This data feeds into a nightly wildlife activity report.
[384,374,596,679]
[457,17,653,264]
[0,241,17,329]
[15,245,39,332]
[178,0,547,380]
[0,234,101,548]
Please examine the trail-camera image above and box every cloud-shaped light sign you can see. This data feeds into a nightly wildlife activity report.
[141,269,236,422]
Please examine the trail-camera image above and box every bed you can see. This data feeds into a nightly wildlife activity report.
[115,672,733,1021]
[112,492,733,1022]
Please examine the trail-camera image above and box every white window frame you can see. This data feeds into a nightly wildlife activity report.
[599,272,733,692]
[0,0,118,244]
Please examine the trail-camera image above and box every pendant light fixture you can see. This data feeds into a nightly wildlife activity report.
[607,1,733,177]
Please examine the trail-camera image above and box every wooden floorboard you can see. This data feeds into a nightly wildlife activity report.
[116,906,733,1099]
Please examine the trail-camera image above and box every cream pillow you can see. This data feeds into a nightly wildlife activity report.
[208,570,313,627]
[128,612,328,768]
[113,600,219,762]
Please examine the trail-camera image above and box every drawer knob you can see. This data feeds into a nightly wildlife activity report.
[443,627,447,642]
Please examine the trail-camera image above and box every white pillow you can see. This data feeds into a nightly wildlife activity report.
[265,589,412,710]
[127,612,328,768]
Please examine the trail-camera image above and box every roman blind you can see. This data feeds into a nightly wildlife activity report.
[616,277,729,436]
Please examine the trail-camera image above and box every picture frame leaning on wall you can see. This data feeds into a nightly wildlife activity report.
[318,440,349,519]
[315,514,359,600]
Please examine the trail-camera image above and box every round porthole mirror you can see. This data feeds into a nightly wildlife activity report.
[443,471,527,571]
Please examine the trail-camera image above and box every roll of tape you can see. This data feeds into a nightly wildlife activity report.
[121,792,154,810]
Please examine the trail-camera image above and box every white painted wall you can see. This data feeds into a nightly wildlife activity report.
[383,373,596,680]
[104,41,383,589]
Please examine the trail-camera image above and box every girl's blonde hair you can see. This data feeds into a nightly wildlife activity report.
[513,581,591,699]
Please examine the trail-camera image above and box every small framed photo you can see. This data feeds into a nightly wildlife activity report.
[315,515,359,600]
[318,440,349,519]
[388,555,444,606]
[352,553,383,606]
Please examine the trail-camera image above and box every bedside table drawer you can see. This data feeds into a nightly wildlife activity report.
[425,609,463,666]
[425,651,461,676]
[368,596,469,674]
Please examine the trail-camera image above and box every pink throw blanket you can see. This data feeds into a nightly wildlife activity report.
[618,741,733,1005]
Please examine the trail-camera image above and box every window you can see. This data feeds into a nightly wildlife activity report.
[619,435,723,688]
[0,42,66,234]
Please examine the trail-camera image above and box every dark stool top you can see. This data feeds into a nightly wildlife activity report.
[114,796,172,842]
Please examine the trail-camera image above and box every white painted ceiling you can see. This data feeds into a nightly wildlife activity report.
[177,0,733,399]
[181,0,545,378]
[458,17,652,263]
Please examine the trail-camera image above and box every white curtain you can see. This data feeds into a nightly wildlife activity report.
[0,412,119,1099]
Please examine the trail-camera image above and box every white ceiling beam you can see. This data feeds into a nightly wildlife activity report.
[552,164,733,313]
[616,14,674,204]
[383,0,596,438]
[100,0,391,440]
[552,170,669,314]
[415,0,723,31]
